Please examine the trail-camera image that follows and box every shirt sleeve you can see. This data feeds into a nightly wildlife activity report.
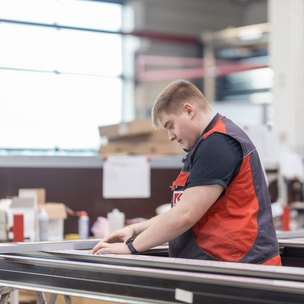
[185,133,243,191]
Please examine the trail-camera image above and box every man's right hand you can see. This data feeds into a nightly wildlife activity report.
[89,226,135,254]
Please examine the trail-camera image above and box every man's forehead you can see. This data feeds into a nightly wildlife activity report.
[158,112,172,126]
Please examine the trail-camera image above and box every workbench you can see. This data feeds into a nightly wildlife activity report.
[0,238,304,304]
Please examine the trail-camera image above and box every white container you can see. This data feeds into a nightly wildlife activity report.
[107,208,125,233]
[48,218,64,241]
[39,208,49,241]
[78,211,90,239]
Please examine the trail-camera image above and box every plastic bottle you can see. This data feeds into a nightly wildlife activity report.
[107,208,125,233]
[78,211,90,239]
[39,209,49,241]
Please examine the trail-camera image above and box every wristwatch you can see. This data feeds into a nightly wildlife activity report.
[126,236,138,254]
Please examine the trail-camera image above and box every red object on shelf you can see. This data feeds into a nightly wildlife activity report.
[283,205,290,232]
[13,214,24,242]
[135,55,268,83]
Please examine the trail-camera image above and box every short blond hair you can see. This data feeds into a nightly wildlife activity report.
[152,79,210,127]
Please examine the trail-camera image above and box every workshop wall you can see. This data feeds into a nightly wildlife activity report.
[0,166,180,236]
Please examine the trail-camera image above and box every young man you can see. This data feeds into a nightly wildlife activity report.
[90,80,281,266]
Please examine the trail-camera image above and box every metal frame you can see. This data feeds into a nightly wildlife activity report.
[0,240,304,303]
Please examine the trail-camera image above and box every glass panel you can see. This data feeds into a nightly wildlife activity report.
[0,23,57,71]
[0,0,123,152]
[0,0,57,24]
[0,0,122,150]
[0,0,122,31]
[53,73,122,149]
[57,29,122,75]
[58,0,122,31]
[0,70,58,149]
[0,23,122,75]
[0,69,122,149]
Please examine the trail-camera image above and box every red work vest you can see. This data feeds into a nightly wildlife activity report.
[170,114,281,266]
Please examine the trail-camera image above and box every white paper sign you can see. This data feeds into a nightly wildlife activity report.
[175,288,193,304]
[103,156,151,198]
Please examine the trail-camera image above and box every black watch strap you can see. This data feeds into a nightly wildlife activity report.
[126,236,138,254]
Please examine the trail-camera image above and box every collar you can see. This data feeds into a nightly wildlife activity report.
[182,113,222,163]
[201,113,222,137]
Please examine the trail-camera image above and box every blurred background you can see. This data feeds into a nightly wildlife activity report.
[0,0,304,237]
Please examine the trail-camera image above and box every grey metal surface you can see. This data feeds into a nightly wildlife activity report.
[279,238,304,248]
[0,155,183,169]
[0,156,103,169]
[0,250,304,303]
[42,248,304,282]
[0,239,98,254]
[1,253,304,302]
[1,241,304,303]
[36,291,47,304]
[277,230,304,239]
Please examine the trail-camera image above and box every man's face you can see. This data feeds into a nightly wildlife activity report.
[159,110,199,151]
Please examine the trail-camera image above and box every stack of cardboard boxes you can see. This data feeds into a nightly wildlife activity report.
[0,188,67,242]
[98,118,184,155]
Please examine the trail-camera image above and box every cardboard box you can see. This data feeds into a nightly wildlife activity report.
[39,203,67,241]
[99,119,185,155]
[99,118,153,139]
[99,140,182,155]
[19,188,46,205]
[108,131,169,143]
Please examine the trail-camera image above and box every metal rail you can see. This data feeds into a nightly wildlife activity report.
[1,240,304,303]
[0,250,304,303]
[0,239,98,254]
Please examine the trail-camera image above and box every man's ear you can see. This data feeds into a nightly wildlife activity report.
[183,103,195,118]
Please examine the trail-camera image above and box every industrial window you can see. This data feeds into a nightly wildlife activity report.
[0,0,123,154]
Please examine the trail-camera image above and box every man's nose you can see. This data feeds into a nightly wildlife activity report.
[169,132,176,141]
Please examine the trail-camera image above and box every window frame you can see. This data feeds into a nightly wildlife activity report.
[0,0,126,156]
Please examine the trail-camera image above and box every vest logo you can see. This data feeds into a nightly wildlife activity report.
[173,191,183,206]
